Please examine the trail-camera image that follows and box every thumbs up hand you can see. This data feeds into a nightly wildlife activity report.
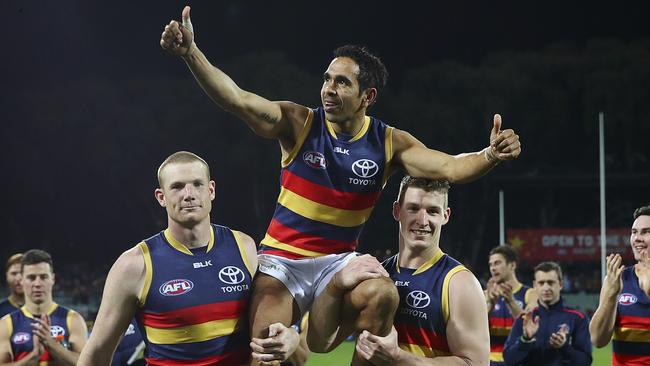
[486,114,521,163]
[160,6,196,58]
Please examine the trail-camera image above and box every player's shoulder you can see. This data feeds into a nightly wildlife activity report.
[108,243,146,280]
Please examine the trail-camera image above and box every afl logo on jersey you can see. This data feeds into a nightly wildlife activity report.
[352,159,378,178]
[303,151,327,169]
[13,332,30,344]
[618,293,638,306]
[159,279,194,296]
[406,290,431,309]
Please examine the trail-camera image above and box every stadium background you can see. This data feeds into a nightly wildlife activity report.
[1,1,648,364]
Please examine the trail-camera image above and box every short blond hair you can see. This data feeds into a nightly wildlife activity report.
[5,253,23,273]
[157,151,210,187]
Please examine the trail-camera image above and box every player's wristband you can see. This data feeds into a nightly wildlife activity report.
[483,146,500,165]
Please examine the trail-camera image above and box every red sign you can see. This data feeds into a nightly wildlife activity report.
[506,228,634,263]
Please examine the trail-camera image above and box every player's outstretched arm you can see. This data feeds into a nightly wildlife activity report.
[77,247,145,366]
[393,114,520,183]
[589,253,624,347]
[160,6,309,144]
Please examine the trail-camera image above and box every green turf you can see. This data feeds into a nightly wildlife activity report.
[305,341,613,365]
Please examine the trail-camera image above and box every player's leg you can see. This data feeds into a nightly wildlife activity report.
[249,273,300,338]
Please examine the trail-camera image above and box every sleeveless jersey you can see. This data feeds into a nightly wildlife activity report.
[261,107,394,258]
[612,265,650,366]
[488,283,534,365]
[5,304,73,364]
[383,250,468,357]
[136,224,254,365]
[0,298,21,318]
[111,318,144,366]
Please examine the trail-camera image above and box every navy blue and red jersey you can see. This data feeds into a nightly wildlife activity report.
[136,224,254,365]
[383,250,468,357]
[111,318,144,366]
[612,265,650,366]
[489,284,534,365]
[503,298,592,366]
[0,298,21,318]
[5,304,74,364]
[260,107,394,258]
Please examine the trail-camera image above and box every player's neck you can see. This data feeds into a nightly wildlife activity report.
[398,242,441,269]
[25,298,54,316]
[8,293,25,307]
[330,112,366,136]
[167,219,212,249]
[506,276,521,289]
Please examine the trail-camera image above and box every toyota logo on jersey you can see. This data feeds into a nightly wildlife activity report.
[159,279,194,296]
[352,159,379,178]
[219,266,245,285]
[406,290,431,309]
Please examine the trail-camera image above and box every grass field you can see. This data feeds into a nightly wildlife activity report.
[306,341,613,365]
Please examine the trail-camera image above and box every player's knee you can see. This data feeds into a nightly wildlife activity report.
[353,276,399,315]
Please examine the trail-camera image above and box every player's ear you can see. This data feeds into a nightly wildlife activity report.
[155,188,166,207]
[209,180,216,201]
[392,201,400,221]
[362,88,377,108]
[442,207,451,225]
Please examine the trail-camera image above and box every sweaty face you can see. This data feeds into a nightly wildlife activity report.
[320,57,367,124]
[534,270,562,306]
[6,263,23,296]
[489,254,515,283]
[394,188,449,250]
[21,263,54,305]
[631,215,650,260]
[157,161,215,227]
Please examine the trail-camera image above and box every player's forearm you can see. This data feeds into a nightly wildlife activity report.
[77,344,114,366]
[504,298,524,319]
[182,46,249,114]
[444,149,498,184]
[395,349,486,366]
[589,296,617,347]
[45,342,79,366]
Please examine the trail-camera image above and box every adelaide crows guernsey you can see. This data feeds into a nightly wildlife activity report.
[0,298,21,318]
[612,266,650,366]
[136,224,254,365]
[5,303,74,364]
[261,107,394,258]
[488,283,534,365]
[383,250,468,357]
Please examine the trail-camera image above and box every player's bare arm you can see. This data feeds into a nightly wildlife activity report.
[77,246,146,366]
[393,115,520,183]
[160,6,309,152]
[589,253,625,347]
[0,315,43,366]
[235,231,258,277]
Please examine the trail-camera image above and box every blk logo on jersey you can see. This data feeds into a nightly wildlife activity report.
[333,146,350,155]
[193,260,212,269]
[159,279,194,296]
[219,266,249,293]
[13,332,30,344]
[619,293,638,306]
[303,151,327,169]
